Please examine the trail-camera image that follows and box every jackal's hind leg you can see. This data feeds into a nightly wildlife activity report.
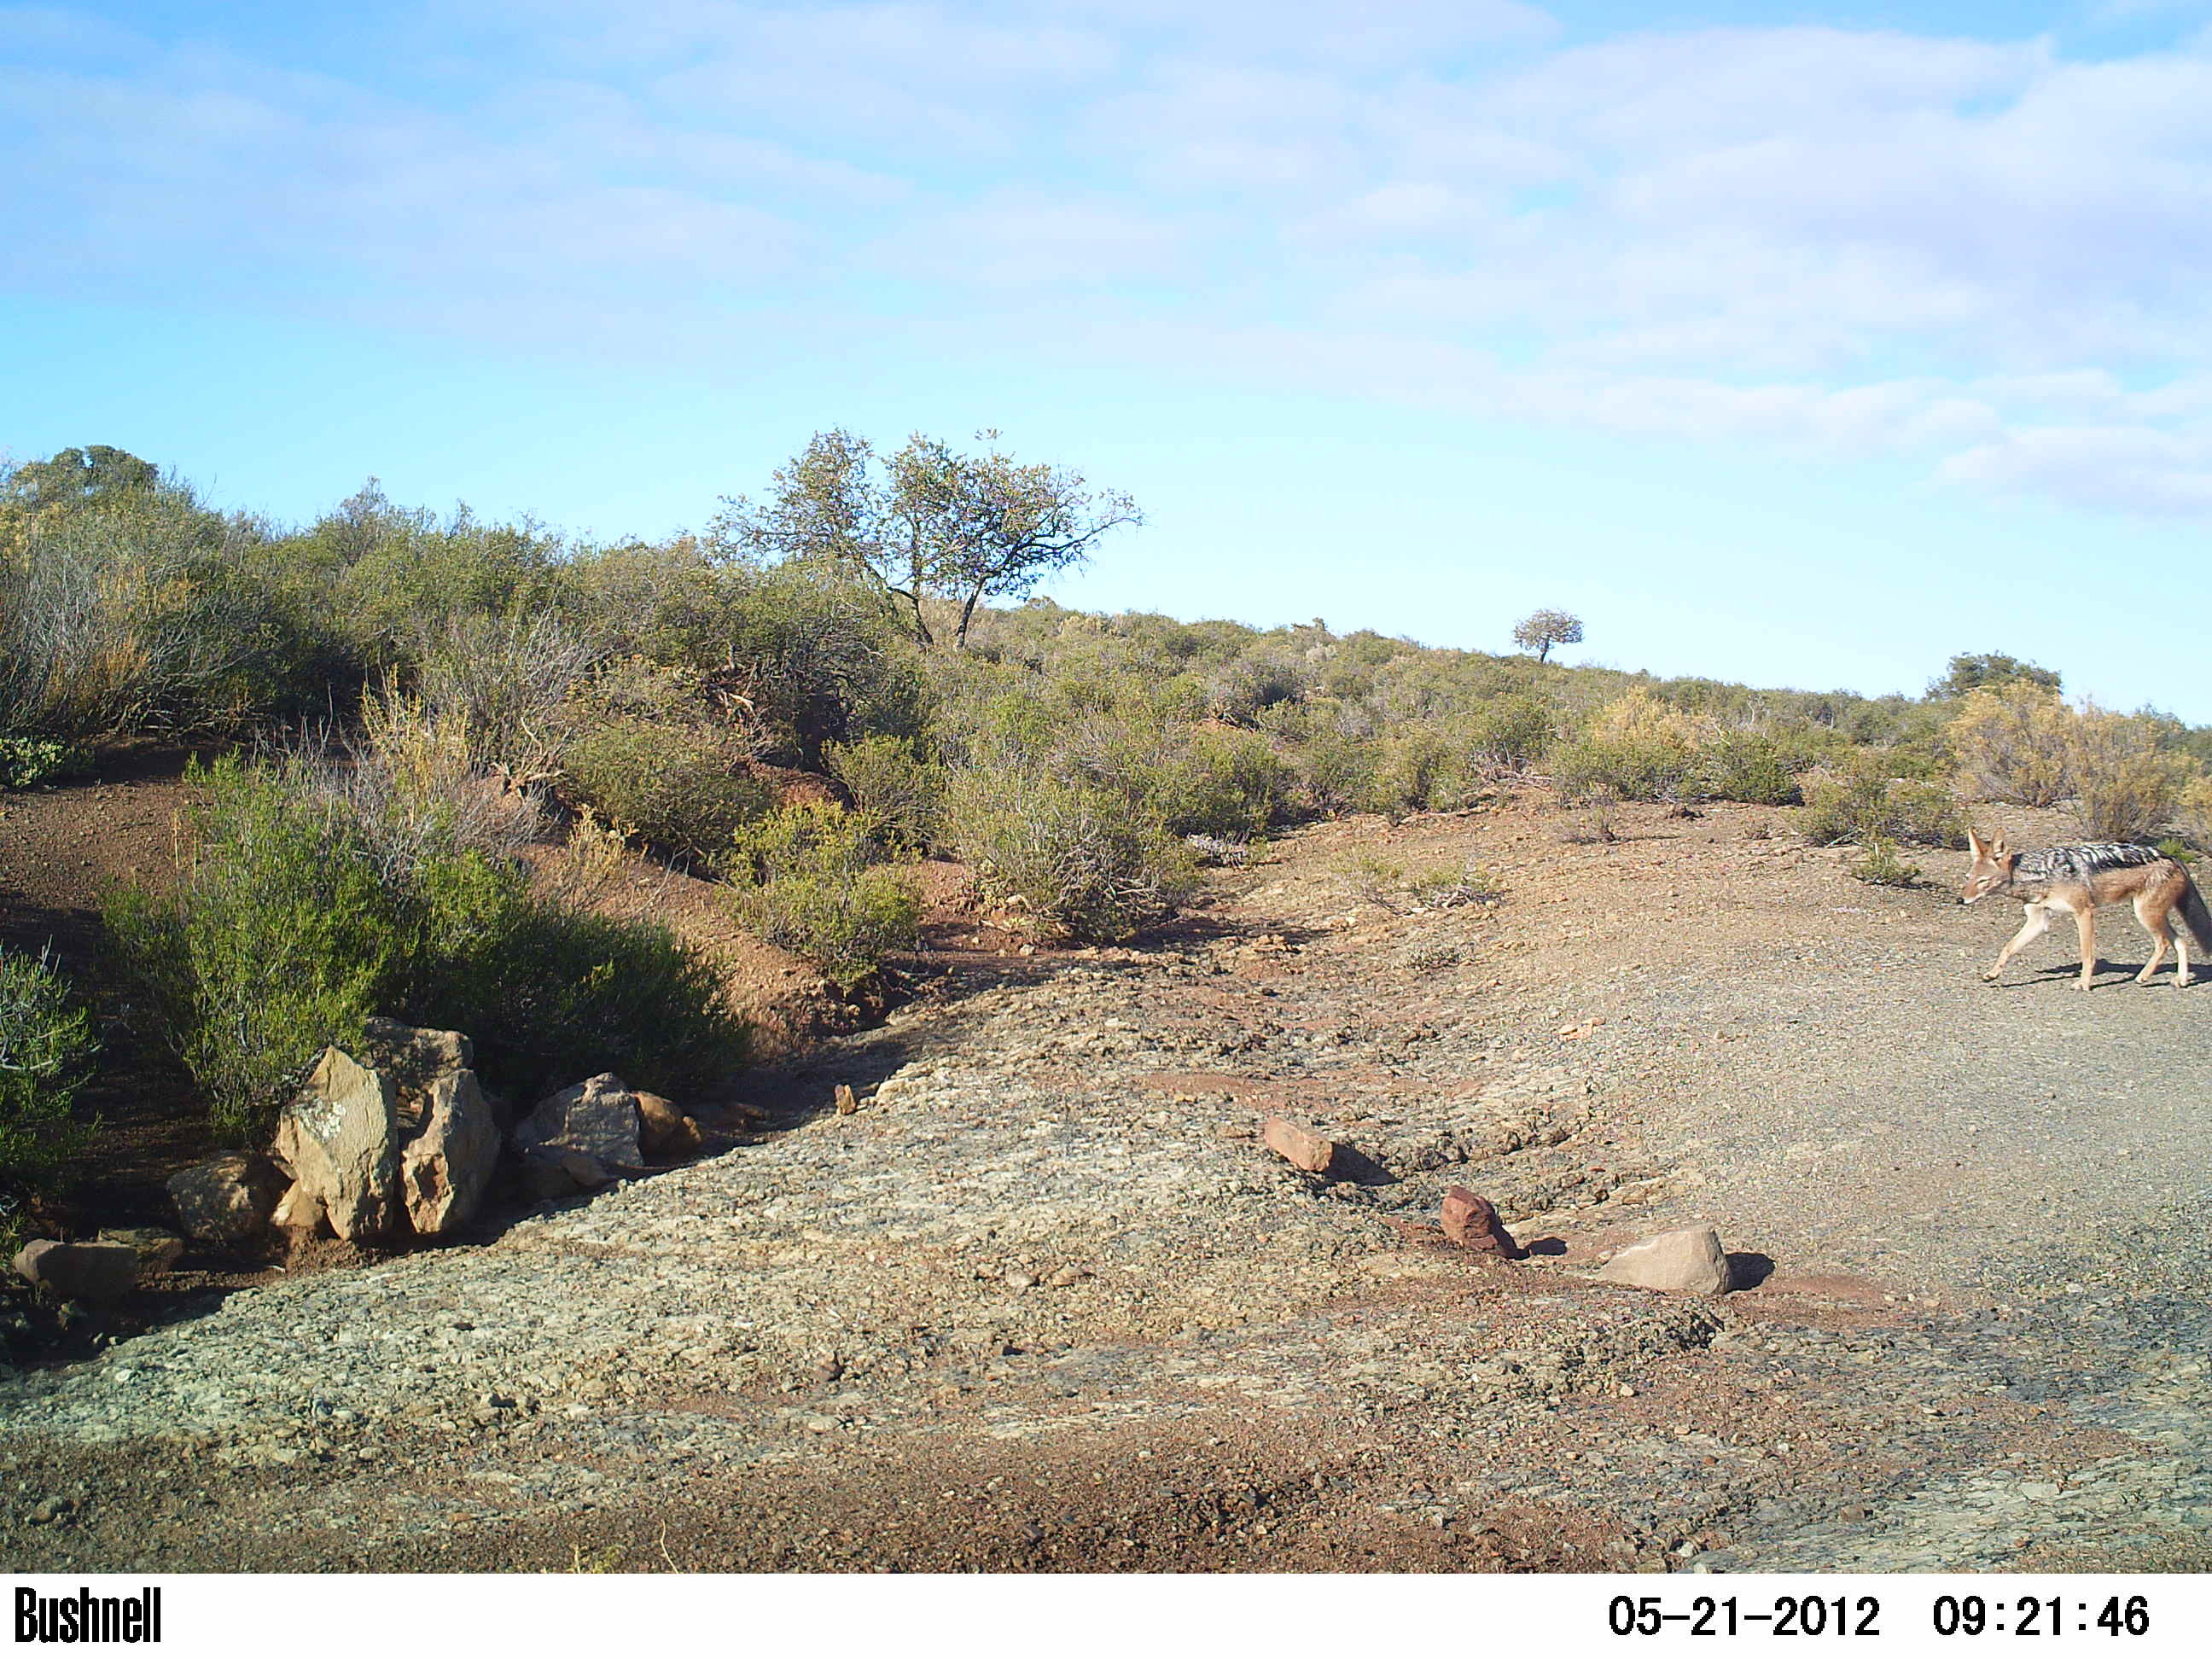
[2133,894,2174,984]
[1988,904,2052,981]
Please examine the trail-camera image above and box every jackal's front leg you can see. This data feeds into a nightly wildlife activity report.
[2075,906,2098,989]
[1986,904,2051,981]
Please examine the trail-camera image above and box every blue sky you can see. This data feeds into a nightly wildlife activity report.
[5,2,2210,712]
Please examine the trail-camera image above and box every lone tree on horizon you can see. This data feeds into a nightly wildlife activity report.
[715,428,1141,649]
[1512,608,1584,663]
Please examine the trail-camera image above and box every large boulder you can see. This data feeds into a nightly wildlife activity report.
[12,1239,138,1303]
[399,1068,501,1237]
[1595,1225,1733,1295]
[271,1047,400,1242]
[515,1074,642,1175]
[166,1153,282,1245]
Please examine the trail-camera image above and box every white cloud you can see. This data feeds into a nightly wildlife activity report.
[7,3,2212,520]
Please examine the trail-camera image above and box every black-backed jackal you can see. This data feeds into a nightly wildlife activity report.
[1960,831,2212,989]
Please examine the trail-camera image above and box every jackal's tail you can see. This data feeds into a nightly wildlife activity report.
[2180,870,2212,952]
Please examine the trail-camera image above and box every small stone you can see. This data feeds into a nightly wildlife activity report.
[1045,1266,1087,1289]
[1596,1225,1733,1295]
[1441,1187,1522,1258]
[12,1239,139,1303]
[834,1084,861,1116]
[1840,1504,1870,1522]
[1261,1115,1338,1174]
[636,1091,704,1160]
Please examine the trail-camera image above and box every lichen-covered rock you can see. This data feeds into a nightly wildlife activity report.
[166,1154,282,1245]
[271,1047,399,1242]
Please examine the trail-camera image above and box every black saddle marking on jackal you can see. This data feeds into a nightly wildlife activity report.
[2011,842,2166,890]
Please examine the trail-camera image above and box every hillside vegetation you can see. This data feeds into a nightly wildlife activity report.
[5,439,2210,1213]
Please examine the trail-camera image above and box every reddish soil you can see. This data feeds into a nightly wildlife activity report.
[0,748,215,1232]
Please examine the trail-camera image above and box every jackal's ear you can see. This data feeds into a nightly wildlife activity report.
[1967,828,1987,859]
[1990,833,2010,859]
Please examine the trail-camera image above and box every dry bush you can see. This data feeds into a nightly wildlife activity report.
[411,610,600,787]
[1847,835,1924,888]
[945,761,1194,941]
[1550,690,1713,804]
[1553,789,1621,844]
[2175,776,2212,851]
[2069,706,2195,842]
[1946,683,2074,807]
[1798,754,1963,847]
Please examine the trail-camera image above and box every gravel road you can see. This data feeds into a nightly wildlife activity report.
[3,798,2207,1573]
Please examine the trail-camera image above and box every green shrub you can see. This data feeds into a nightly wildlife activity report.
[1847,835,1924,888]
[108,756,407,1139]
[0,946,96,1205]
[1799,755,1964,848]
[725,801,920,989]
[1464,695,1555,775]
[113,752,744,1139]
[1153,727,1295,839]
[1297,729,1380,816]
[419,864,743,1104]
[561,716,772,860]
[0,736,91,790]
[1551,690,1708,803]
[945,763,1194,941]
[1699,731,1807,806]
[1363,725,1474,817]
[827,736,946,851]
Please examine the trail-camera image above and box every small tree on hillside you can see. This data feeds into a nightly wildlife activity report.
[1928,650,2062,700]
[1512,608,1584,663]
[920,430,1142,650]
[713,428,1140,649]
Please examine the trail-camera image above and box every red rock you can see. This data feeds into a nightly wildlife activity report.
[1261,1115,1338,1173]
[1441,1186,1522,1258]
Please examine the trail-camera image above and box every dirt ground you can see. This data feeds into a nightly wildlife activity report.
[4,784,2210,1573]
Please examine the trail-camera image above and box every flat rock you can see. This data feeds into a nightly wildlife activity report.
[1441,1187,1522,1258]
[1262,1115,1339,1174]
[400,1068,500,1237]
[1596,1225,1733,1295]
[96,1227,186,1272]
[166,1153,282,1245]
[271,1047,401,1241]
[515,1074,641,1173]
[12,1239,139,1303]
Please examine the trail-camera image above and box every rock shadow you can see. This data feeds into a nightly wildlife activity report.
[1726,1251,1777,1290]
